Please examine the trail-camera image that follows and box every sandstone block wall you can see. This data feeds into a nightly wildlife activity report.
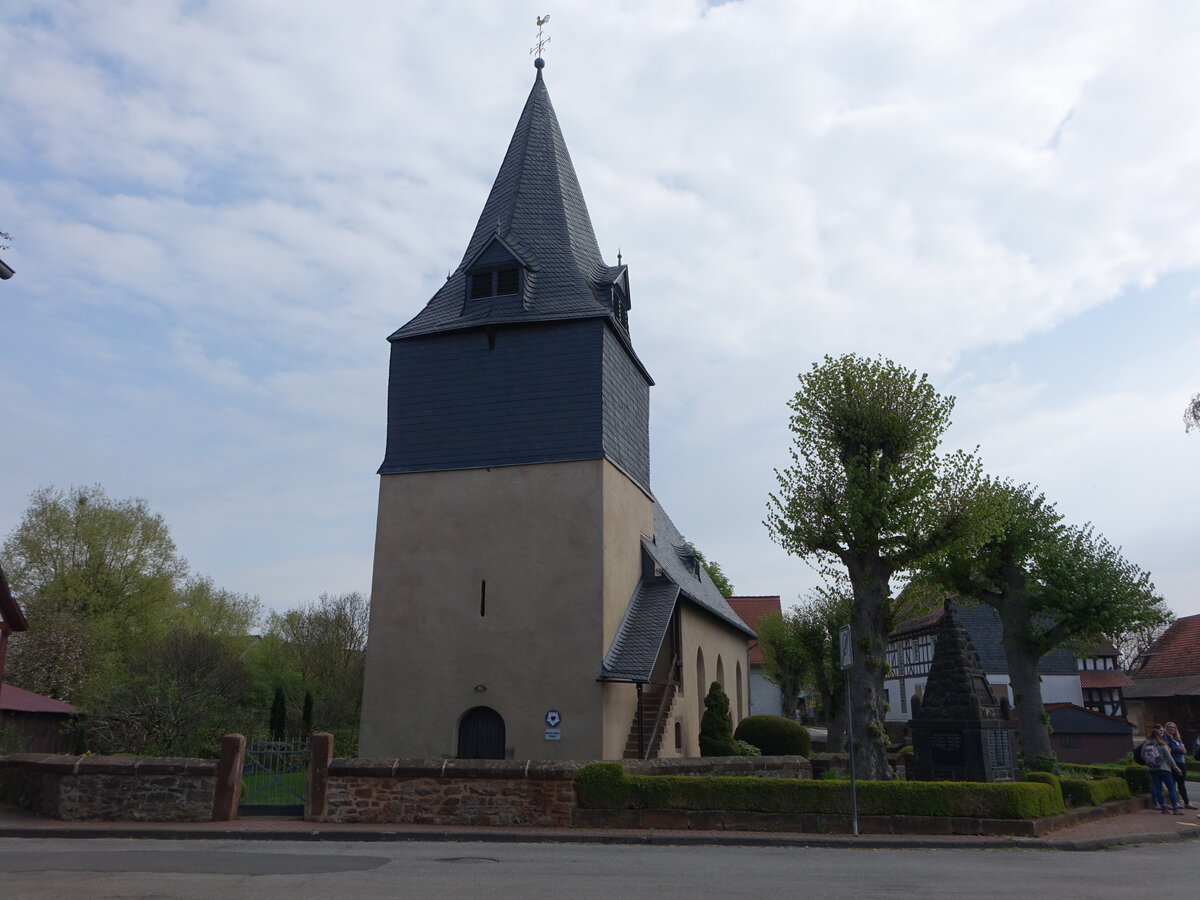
[0,753,216,821]
[318,759,581,826]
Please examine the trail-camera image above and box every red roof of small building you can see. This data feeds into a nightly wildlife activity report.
[0,682,78,714]
[1137,614,1200,679]
[726,596,782,665]
[1079,669,1136,690]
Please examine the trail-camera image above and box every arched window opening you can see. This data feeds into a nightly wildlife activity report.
[736,661,744,722]
[695,648,706,721]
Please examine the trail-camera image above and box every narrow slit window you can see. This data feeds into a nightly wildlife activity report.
[480,580,486,617]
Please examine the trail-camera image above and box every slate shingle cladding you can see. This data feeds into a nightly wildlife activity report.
[601,579,681,682]
[379,67,652,491]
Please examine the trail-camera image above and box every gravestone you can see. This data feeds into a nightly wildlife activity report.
[910,601,1019,782]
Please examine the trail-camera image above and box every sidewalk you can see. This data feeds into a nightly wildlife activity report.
[1,801,1197,851]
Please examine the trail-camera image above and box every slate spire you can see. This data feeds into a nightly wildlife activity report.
[394,66,628,341]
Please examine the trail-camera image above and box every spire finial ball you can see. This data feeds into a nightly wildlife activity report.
[534,57,544,69]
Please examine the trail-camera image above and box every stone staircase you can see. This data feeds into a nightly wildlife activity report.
[622,682,676,759]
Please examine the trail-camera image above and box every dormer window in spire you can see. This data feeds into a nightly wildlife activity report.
[469,265,522,299]
[464,236,527,302]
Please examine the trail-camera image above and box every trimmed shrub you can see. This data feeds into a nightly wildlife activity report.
[699,682,739,757]
[574,764,1064,819]
[574,762,630,809]
[1024,771,1062,803]
[1060,776,1130,807]
[734,715,811,757]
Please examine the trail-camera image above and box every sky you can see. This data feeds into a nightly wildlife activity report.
[1,0,1198,622]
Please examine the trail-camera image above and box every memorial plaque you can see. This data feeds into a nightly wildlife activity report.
[930,731,965,766]
[987,728,1011,767]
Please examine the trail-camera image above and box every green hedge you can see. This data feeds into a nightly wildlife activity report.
[574,763,1064,819]
[1025,771,1062,802]
[1059,776,1130,807]
[1057,763,1150,796]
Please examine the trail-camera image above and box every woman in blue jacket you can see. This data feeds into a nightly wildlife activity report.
[1163,722,1196,809]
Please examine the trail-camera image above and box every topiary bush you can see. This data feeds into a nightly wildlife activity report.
[734,715,811,757]
[699,682,739,757]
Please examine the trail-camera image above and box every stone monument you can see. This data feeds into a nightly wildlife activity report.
[910,601,1019,782]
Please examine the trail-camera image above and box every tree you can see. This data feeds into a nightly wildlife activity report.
[1109,617,1173,673]
[766,355,982,779]
[1,485,190,701]
[2,485,187,642]
[270,687,288,739]
[699,681,738,756]
[264,591,370,749]
[1186,393,1200,433]
[686,542,734,596]
[756,584,852,746]
[921,479,1170,762]
[85,628,254,757]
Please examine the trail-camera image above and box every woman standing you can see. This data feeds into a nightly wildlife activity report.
[1143,727,1182,813]
[1163,722,1196,809]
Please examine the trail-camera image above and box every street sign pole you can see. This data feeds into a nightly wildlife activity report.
[839,625,859,837]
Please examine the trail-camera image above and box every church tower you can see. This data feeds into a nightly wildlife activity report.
[360,59,752,761]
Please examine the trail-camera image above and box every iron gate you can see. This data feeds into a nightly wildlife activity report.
[239,737,308,817]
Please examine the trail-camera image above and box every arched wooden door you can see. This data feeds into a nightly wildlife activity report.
[457,706,506,759]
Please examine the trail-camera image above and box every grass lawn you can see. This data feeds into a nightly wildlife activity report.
[241,770,306,805]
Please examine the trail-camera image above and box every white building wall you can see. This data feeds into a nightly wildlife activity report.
[748,668,784,718]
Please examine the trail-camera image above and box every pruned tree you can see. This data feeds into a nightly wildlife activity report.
[1186,393,1200,433]
[921,479,1170,762]
[767,355,982,779]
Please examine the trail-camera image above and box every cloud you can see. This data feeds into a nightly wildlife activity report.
[2,0,1198,617]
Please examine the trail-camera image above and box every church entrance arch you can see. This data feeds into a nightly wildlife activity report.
[457,706,506,759]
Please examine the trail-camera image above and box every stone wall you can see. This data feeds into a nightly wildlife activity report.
[318,759,581,826]
[0,753,216,821]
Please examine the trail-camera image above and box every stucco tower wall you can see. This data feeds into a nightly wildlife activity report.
[361,459,650,760]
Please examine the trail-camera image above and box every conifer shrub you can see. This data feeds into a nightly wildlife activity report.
[699,682,739,757]
[734,715,811,757]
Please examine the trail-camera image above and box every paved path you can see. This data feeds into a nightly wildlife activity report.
[1,801,1197,851]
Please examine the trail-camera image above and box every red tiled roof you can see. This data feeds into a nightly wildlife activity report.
[0,683,77,714]
[1079,669,1135,689]
[726,596,782,665]
[1137,614,1200,679]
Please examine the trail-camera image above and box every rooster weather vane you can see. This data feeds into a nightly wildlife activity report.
[531,14,551,66]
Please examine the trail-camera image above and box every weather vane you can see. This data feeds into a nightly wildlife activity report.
[530,14,551,64]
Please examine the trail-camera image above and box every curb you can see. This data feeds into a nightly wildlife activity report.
[3,824,1197,851]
